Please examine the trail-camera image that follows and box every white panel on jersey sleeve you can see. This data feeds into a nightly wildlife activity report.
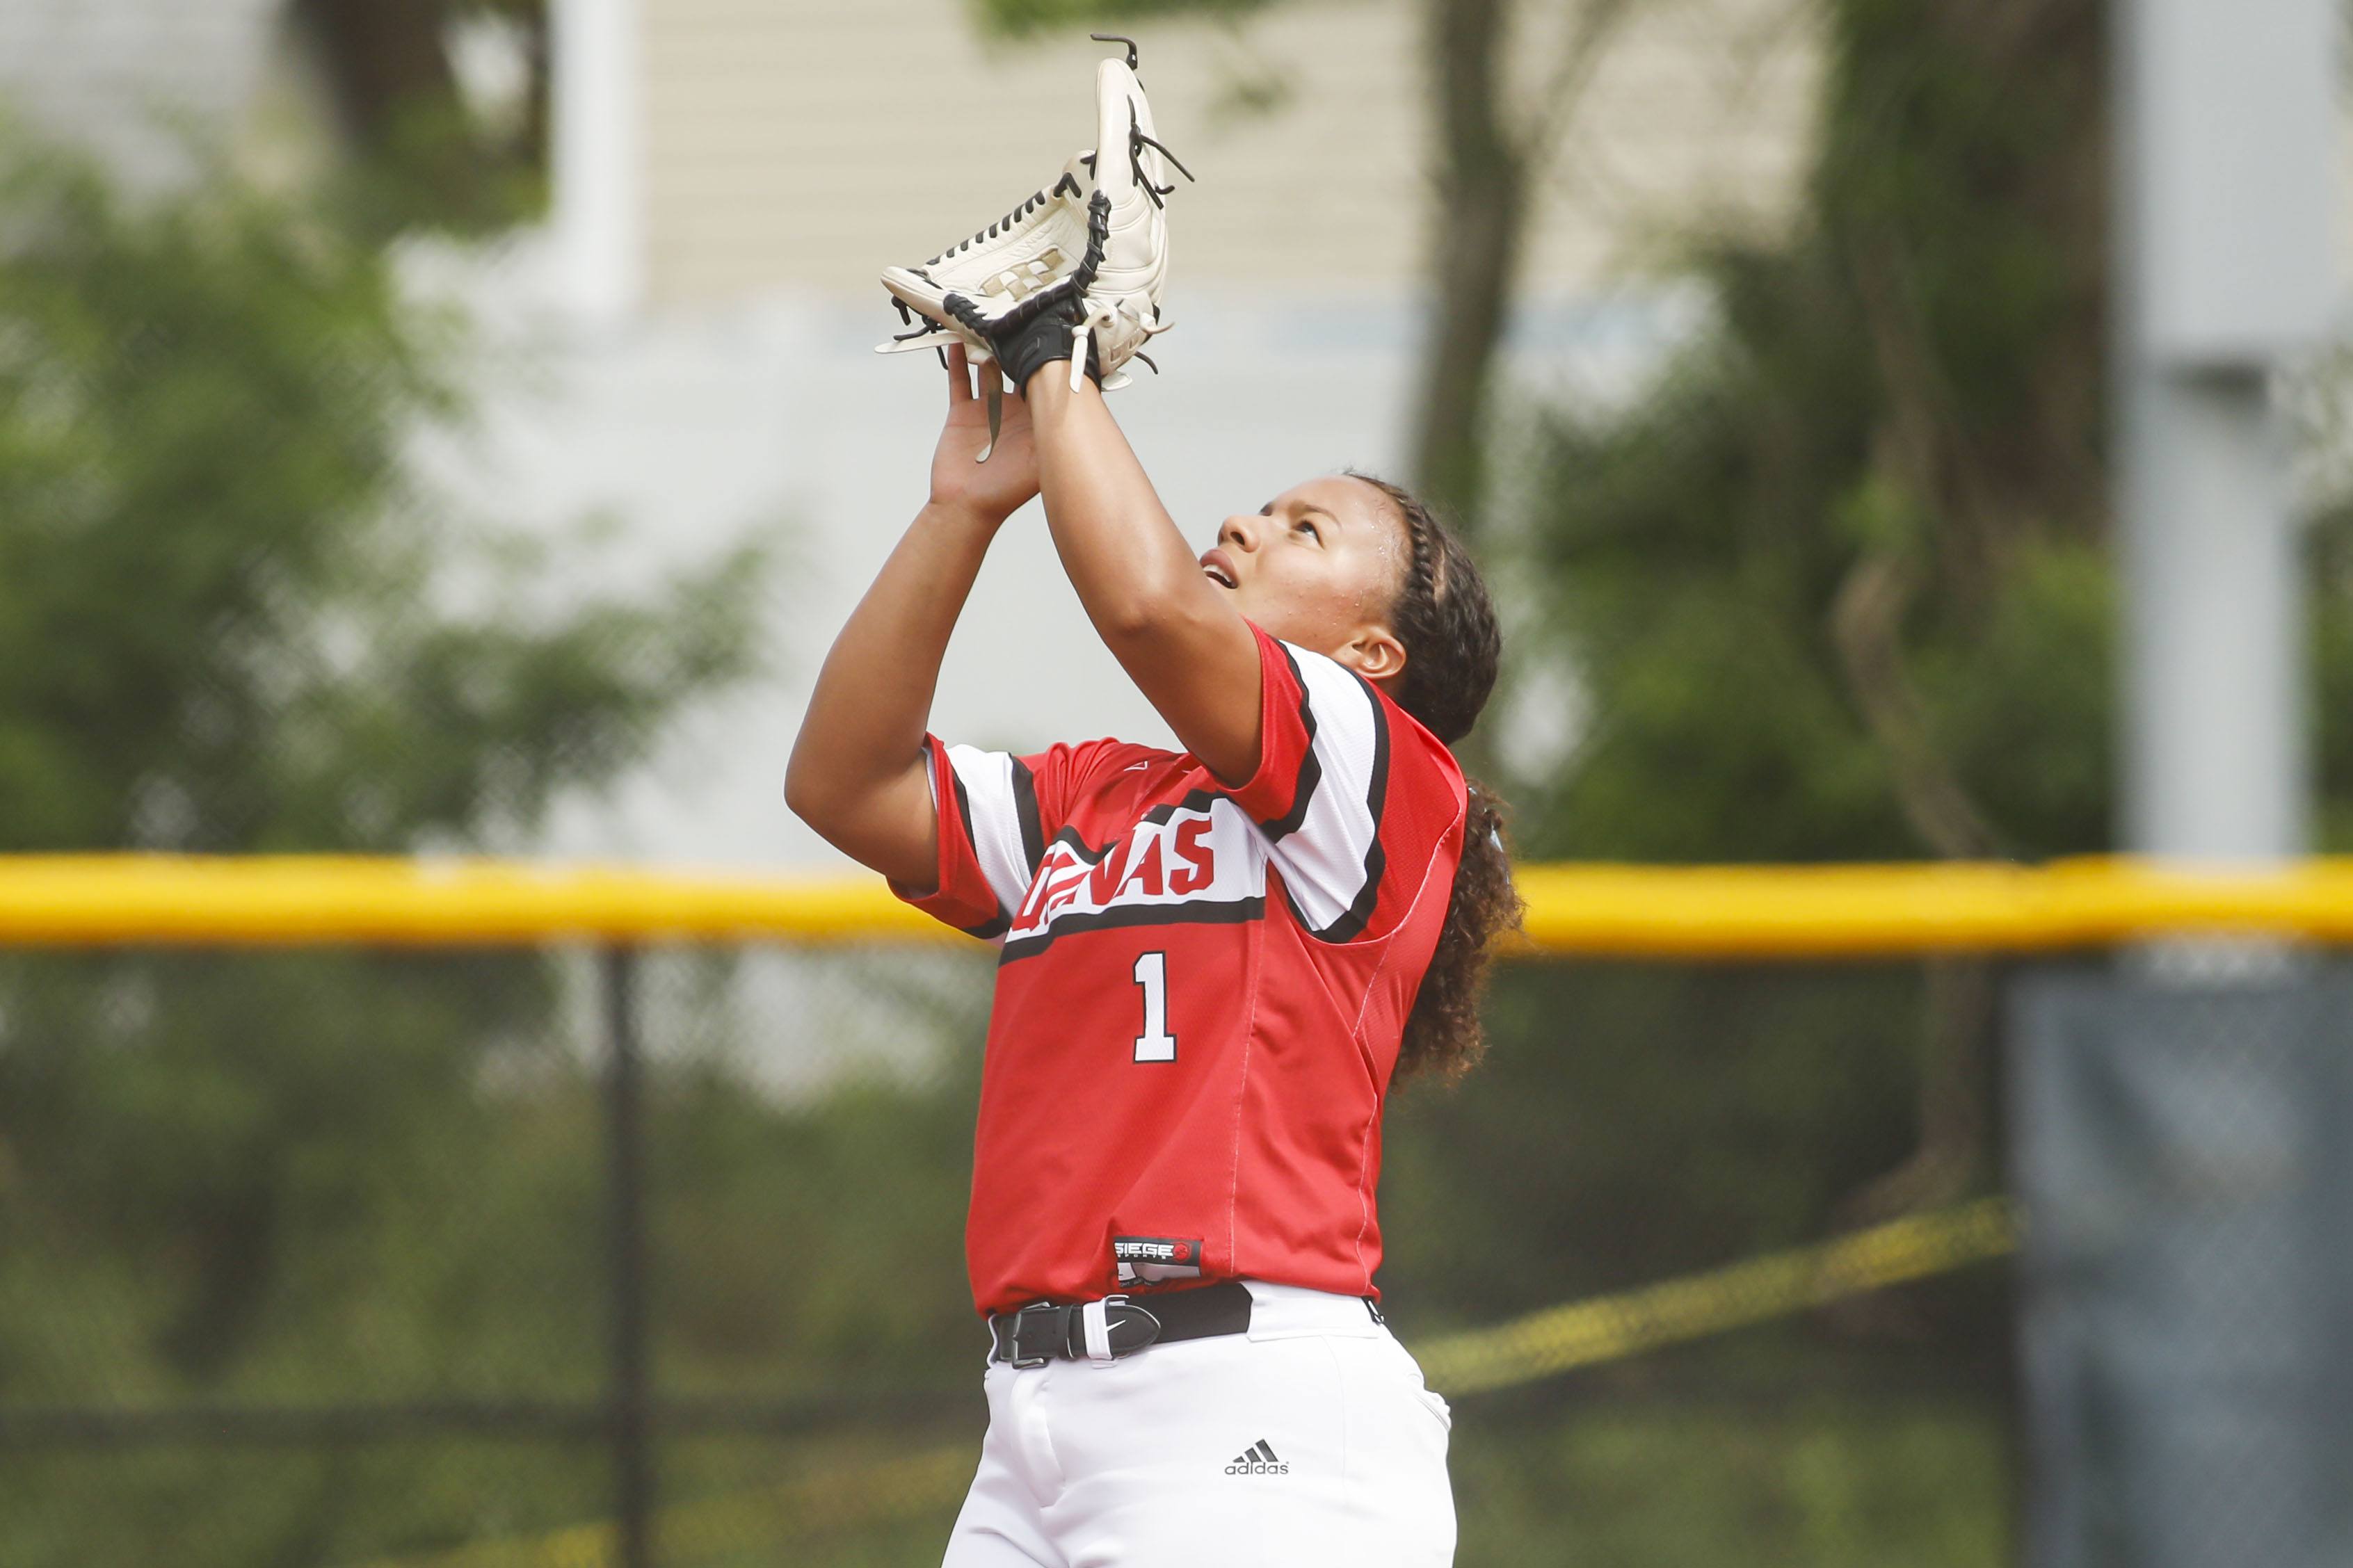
[942,745,1038,922]
[1264,642,1386,938]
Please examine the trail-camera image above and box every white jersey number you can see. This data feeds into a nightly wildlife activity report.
[1132,951,1177,1062]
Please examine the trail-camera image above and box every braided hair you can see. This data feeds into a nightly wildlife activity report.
[1349,474,1523,1084]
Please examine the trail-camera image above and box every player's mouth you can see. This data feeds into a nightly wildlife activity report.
[1200,548,1239,590]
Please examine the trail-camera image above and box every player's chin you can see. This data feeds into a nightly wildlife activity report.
[1237,606,1324,652]
[1219,585,1274,627]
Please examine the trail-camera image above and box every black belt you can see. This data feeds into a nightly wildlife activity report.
[988,1280,1254,1367]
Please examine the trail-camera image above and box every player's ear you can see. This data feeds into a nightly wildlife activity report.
[1340,627,1407,685]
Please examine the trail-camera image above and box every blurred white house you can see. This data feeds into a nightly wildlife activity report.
[0,0,1820,868]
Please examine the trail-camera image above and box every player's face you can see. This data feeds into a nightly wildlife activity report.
[1200,476,1411,686]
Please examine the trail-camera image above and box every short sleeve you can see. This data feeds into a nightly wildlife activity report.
[892,736,1047,941]
[1227,626,1405,942]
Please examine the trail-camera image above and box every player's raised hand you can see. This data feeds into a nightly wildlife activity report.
[931,346,1038,525]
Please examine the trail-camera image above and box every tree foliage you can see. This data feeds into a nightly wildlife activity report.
[0,145,763,855]
[1515,0,2353,863]
[298,0,552,234]
[1515,0,2111,862]
[0,134,767,1440]
[1388,0,2120,1451]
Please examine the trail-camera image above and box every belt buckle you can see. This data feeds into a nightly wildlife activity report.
[1007,1301,1071,1368]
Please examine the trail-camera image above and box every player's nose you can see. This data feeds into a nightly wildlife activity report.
[1220,514,1260,551]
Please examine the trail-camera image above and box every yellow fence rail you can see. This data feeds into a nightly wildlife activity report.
[2,854,2352,953]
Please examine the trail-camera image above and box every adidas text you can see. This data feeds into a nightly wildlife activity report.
[1225,1439,1288,1476]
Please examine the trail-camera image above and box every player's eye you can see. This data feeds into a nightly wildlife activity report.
[1294,517,1320,542]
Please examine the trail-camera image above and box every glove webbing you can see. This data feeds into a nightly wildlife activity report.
[942,191,1114,460]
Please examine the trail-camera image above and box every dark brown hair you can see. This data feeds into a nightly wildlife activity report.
[1349,474,1523,1085]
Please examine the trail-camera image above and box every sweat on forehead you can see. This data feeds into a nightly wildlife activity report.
[1275,476,1414,556]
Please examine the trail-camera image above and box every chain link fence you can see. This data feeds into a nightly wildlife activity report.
[2010,962,2353,1568]
[0,935,2023,1567]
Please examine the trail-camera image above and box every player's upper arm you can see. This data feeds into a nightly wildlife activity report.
[787,752,939,891]
[1092,581,1265,787]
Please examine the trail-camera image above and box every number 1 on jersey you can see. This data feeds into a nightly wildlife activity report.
[1132,951,1177,1062]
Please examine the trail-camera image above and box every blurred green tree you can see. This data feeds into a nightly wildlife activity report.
[0,131,764,1425]
[1400,0,2353,1329]
[1391,0,2117,1336]
[1520,0,2111,868]
[297,0,551,234]
[0,144,760,857]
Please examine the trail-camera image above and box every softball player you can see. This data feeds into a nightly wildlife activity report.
[787,331,1514,1564]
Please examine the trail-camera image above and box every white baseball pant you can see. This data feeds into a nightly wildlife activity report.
[942,1280,1456,1567]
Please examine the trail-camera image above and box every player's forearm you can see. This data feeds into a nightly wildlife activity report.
[785,502,995,868]
[1023,371,1264,782]
[1025,373,1223,643]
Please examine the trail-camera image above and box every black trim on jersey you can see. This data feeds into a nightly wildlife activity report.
[1285,671,1395,944]
[1324,672,1394,941]
[944,754,1013,938]
[999,896,1264,965]
[1252,642,1322,843]
[1009,757,1046,878]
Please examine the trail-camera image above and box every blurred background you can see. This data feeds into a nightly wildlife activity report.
[2,0,2352,1564]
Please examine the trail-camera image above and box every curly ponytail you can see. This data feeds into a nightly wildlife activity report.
[1349,474,1524,1084]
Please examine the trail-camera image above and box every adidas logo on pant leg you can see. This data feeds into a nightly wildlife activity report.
[1224,1439,1288,1476]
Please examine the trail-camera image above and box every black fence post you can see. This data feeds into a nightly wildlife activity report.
[602,946,654,1568]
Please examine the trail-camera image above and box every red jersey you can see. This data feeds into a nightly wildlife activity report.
[899,625,1467,1316]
